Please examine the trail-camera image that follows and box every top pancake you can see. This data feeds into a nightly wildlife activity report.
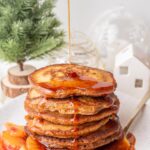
[29,64,116,98]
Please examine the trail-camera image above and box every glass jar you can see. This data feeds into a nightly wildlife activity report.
[48,31,101,68]
[90,7,150,71]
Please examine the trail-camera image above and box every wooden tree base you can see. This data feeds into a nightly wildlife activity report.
[1,77,31,98]
[8,65,36,85]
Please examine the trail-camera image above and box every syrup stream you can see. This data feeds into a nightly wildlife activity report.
[67,1,78,149]
[72,99,79,150]
[67,0,71,63]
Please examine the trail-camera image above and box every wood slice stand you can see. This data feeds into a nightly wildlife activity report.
[8,65,36,85]
[1,65,36,98]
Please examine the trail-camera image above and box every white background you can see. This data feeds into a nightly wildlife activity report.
[55,0,150,34]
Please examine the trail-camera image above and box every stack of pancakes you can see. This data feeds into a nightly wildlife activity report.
[25,64,123,150]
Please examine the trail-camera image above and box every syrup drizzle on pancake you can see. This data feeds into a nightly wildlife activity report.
[71,99,80,150]
[38,71,113,93]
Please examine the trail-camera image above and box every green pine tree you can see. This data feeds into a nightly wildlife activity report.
[0,0,64,71]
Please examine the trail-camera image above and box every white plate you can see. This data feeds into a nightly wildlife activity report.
[0,92,150,150]
[0,94,26,131]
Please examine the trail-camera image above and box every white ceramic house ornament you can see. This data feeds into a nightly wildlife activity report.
[114,44,150,100]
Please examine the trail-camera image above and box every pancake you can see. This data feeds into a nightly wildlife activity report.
[26,132,122,150]
[25,118,122,150]
[29,64,116,98]
[25,99,119,125]
[26,88,118,115]
[32,133,134,150]
[43,132,122,150]
[26,115,112,138]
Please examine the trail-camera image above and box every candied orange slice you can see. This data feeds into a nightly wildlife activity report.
[0,135,6,150]
[19,145,27,150]
[2,131,25,150]
[5,123,27,138]
[26,136,46,150]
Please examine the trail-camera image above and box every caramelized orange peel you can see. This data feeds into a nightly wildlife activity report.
[0,123,46,150]
[26,136,46,150]
[5,123,27,138]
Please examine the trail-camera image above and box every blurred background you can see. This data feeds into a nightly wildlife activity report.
[55,0,150,35]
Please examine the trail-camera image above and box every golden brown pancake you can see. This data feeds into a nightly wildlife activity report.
[25,118,122,150]
[26,115,112,138]
[35,133,135,150]
[29,64,116,98]
[45,132,122,150]
[26,132,122,150]
[26,88,118,115]
[25,99,119,126]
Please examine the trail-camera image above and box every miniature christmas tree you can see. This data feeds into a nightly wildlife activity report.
[0,0,64,71]
[0,0,64,98]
